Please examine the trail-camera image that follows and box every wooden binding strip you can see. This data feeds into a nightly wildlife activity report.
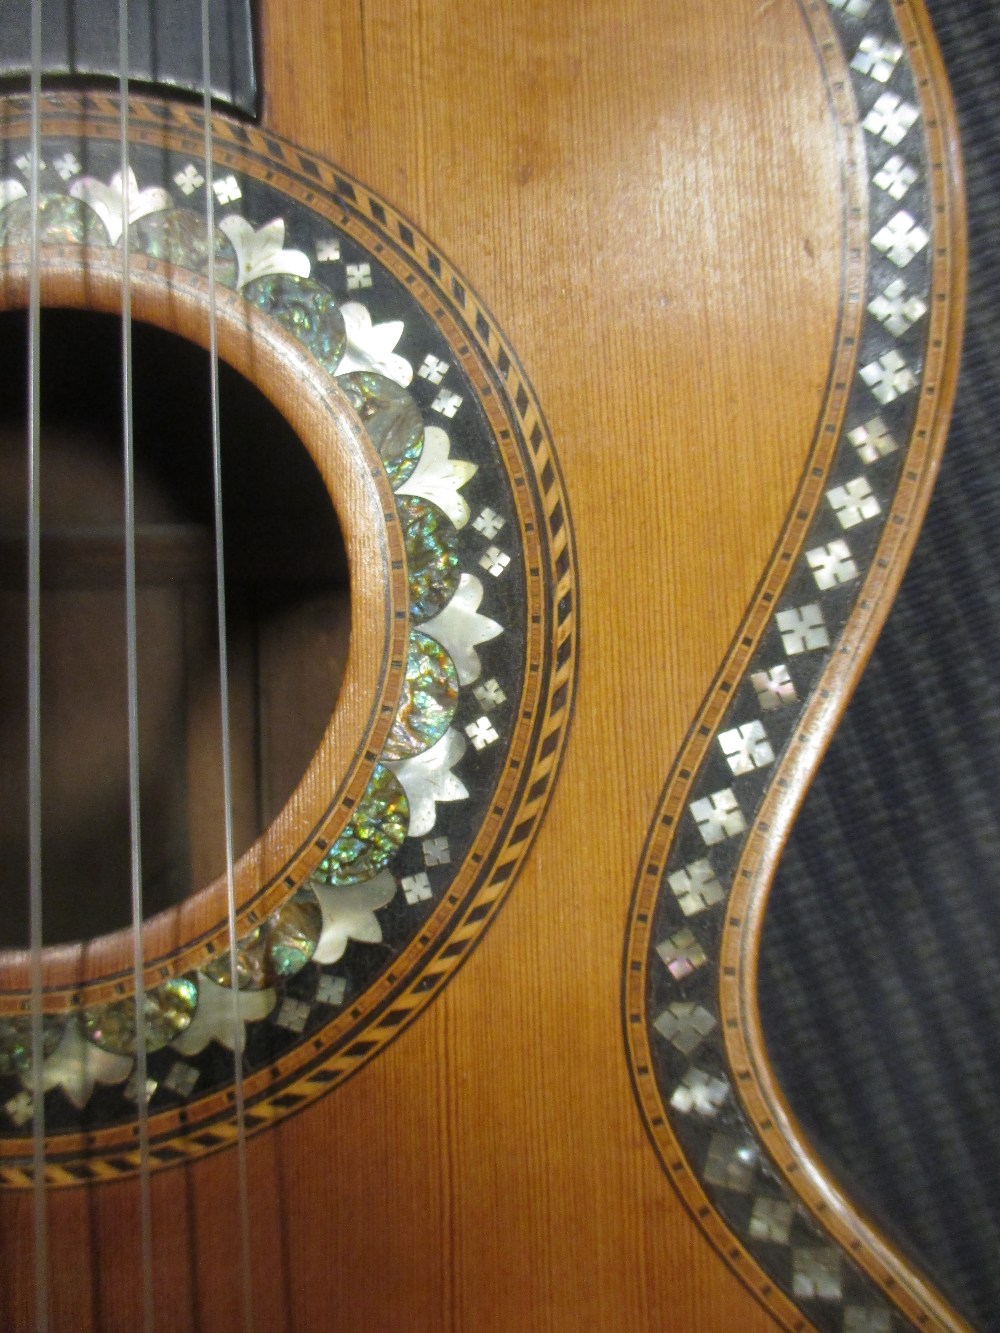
[625,0,967,1327]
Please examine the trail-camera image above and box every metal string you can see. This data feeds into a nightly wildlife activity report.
[200,5,255,1326]
[26,1,49,1327]
[117,0,156,1326]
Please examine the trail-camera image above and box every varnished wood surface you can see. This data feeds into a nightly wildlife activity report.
[0,0,964,1329]
[260,7,835,1330]
[259,5,836,1328]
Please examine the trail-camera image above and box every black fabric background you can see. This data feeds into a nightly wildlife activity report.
[758,4,1000,1328]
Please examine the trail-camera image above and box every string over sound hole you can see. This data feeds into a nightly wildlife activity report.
[0,308,349,948]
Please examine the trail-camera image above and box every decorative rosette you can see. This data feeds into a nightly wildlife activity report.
[0,161,506,1117]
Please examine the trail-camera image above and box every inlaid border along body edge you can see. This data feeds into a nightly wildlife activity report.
[624,1,966,1329]
[725,0,967,1320]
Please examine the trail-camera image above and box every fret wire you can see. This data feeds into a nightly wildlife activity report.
[118,0,156,1327]
[27,1,49,1328]
[200,4,255,1327]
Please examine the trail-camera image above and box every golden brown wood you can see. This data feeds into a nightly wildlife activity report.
[0,0,966,1329]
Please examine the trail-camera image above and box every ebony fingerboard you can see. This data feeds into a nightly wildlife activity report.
[0,0,257,116]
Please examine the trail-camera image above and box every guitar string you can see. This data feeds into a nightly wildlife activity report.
[199,4,256,1327]
[117,0,156,1327]
[26,1,49,1329]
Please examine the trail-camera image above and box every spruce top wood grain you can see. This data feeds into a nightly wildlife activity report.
[0,1,965,1329]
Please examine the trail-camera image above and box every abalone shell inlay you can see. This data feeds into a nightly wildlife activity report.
[0,93,576,1182]
[625,1,963,1329]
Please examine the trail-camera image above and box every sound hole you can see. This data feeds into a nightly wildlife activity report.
[0,308,350,948]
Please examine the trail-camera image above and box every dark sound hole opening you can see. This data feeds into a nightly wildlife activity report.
[0,308,350,948]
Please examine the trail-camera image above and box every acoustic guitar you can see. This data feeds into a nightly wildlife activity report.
[0,0,966,1329]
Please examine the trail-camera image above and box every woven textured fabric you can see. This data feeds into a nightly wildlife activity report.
[758,3,1000,1329]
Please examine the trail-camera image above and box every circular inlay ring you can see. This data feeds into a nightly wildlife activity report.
[0,93,577,1178]
[0,253,408,1009]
